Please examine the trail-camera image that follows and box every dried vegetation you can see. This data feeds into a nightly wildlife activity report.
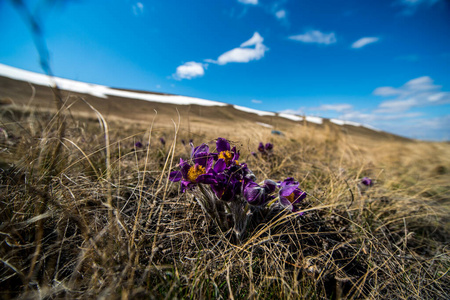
[0,101,449,299]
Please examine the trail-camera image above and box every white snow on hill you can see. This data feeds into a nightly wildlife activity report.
[278,113,303,121]
[305,116,323,125]
[330,119,360,126]
[0,63,380,132]
[0,64,226,107]
[233,105,276,116]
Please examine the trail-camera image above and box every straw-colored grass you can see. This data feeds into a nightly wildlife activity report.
[0,102,449,299]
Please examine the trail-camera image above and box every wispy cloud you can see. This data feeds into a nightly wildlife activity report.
[351,37,379,49]
[275,9,286,19]
[317,104,354,112]
[338,110,423,123]
[288,30,337,45]
[207,32,268,65]
[252,99,262,104]
[132,2,144,15]
[399,0,441,7]
[173,62,206,80]
[397,0,442,15]
[279,108,305,115]
[374,76,450,112]
[280,77,449,140]
[238,0,258,5]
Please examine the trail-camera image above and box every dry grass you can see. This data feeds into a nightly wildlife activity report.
[0,102,449,299]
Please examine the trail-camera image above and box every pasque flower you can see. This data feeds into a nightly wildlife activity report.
[169,143,216,192]
[215,137,240,166]
[361,177,373,187]
[244,179,277,205]
[265,142,273,151]
[279,177,307,214]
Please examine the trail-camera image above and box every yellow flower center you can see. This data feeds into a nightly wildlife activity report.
[187,164,206,182]
[218,150,233,165]
[286,192,296,203]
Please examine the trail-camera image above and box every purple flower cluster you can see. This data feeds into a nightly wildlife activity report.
[170,138,252,198]
[170,138,307,211]
[252,141,274,159]
[169,138,307,240]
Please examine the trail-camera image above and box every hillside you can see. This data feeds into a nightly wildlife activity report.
[0,65,409,143]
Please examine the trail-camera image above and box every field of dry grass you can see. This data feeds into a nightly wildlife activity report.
[0,96,449,299]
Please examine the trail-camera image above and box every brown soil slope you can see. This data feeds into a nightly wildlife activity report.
[0,75,409,142]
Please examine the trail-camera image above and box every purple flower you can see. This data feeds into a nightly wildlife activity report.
[258,142,265,153]
[279,177,306,214]
[244,179,277,206]
[135,141,143,148]
[170,143,215,192]
[211,173,241,201]
[159,137,166,146]
[251,151,257,157]
[215,138,240,166]
[181,139,186,146]
[361,177,373,187]
[265,142,273,151]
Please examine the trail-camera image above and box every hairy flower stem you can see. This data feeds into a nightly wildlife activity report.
[197,184,226,230]
[227,198,250,242]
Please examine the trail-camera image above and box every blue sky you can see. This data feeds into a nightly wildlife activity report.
[1,0,449,140]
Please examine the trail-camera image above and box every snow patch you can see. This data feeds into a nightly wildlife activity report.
[256,122,273,128]
[305,116,323,124]
[0,63,227,106]
[330,119,361,127]
[233,105,276,116]
[330,119,345,126]
[278,113,303,121]
[331,118,382,131]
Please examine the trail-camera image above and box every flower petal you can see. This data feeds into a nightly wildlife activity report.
[214,159,226,173]
[279,185,297,197]
[279,196,293,211]
[196,174,217,184]
[169,170,182,182]
[216,138,230,152]
[192,143,209,158]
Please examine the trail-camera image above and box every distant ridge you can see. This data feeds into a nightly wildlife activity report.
[0,63,401,140]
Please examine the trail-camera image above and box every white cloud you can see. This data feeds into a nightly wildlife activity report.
[252,99,262,104]
[275,9,286,19]
[238,0,258,5]
[351,37,379,49]
[240,32,264,47]
[373,86,403,96]
[279,108,305,115]
[209,32,269,65]
[338,111,423,123]
[374,76,449,112]
[288,30,337,45]
[132,2,144,15]
[174,62,206,80]
[216,46,267,65]
[377,98,419,112]
[317,104,353,112]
